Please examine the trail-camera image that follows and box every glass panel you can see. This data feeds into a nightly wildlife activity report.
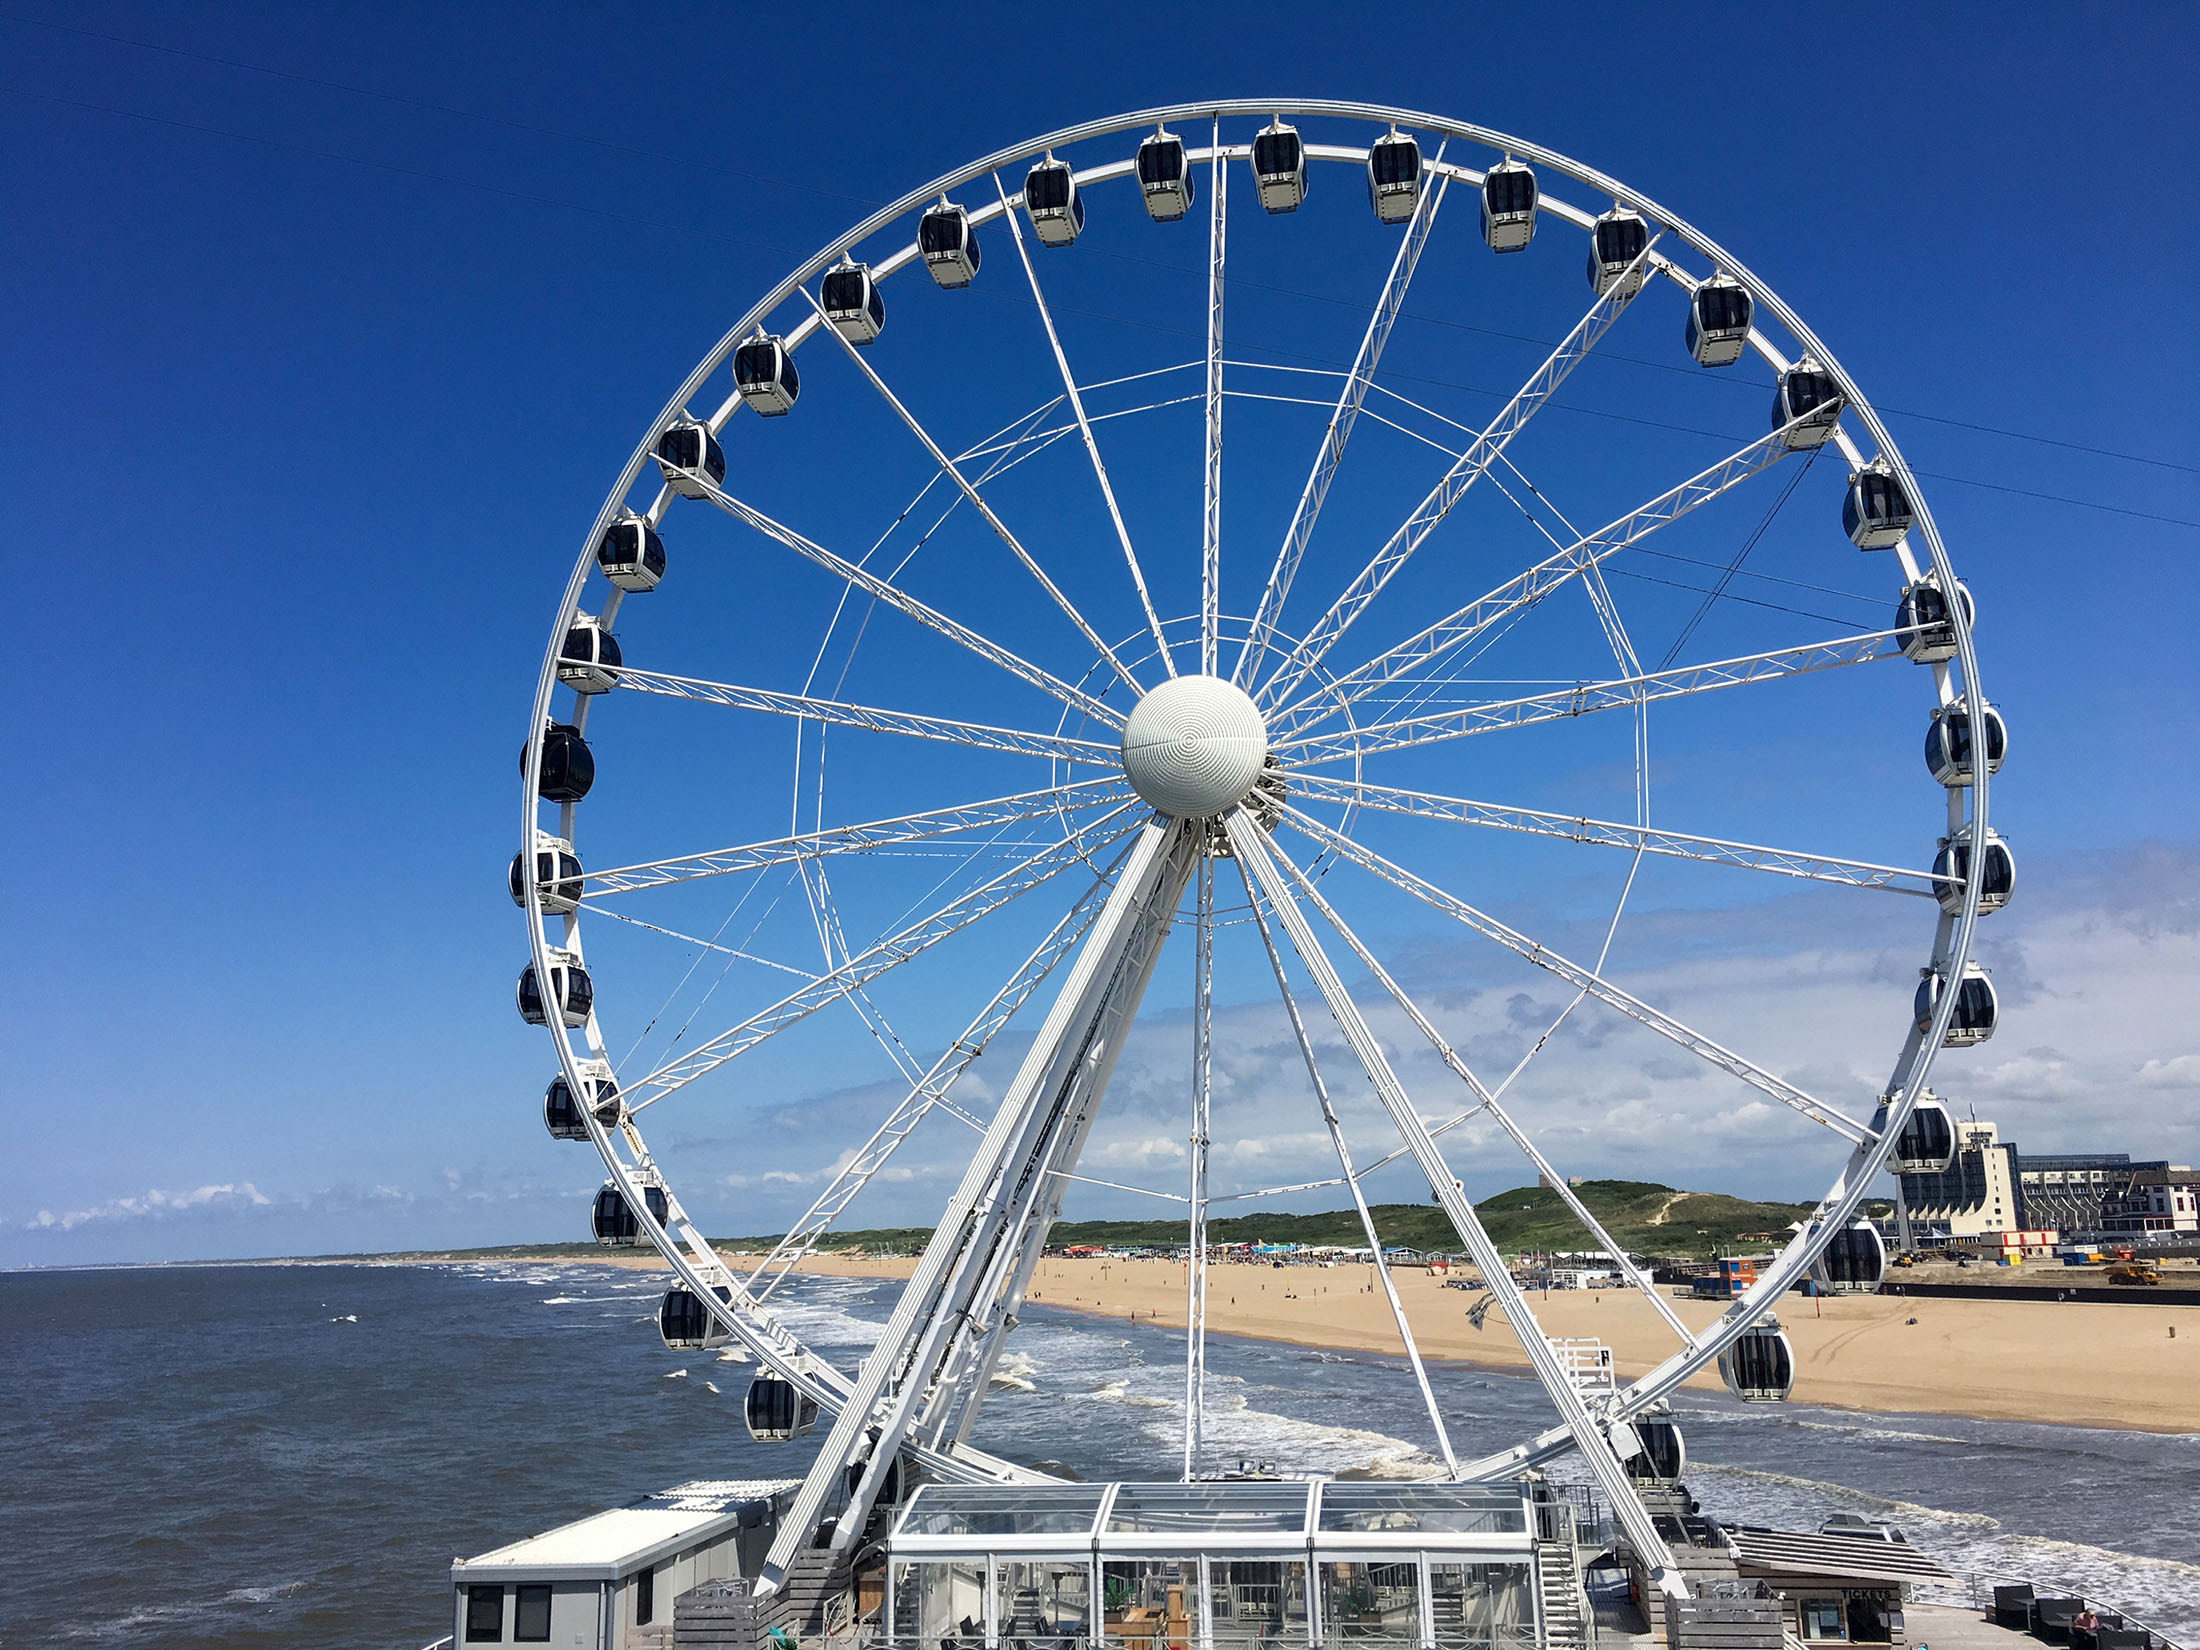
[823,269,863,310]
[465,1584,504,1641]
[1372,142,1417,186]
[1318,1485,1524,1536]
[1139,141,1184,185]
[514,1584,552,1642]
[922,212,964,255]
[904,1560,990,1648]
[997,1560,1093,1648]
[1103,1560,1194,1650]
[1212,1560,1310,1650]
[1429,1562,1531,1650]
[1030,167,1072,210]
[1319,1561,1422,1645]
[1802,1598,1846,1640]
[1487,171,1534,216]
[903,1485,1108,1537]
[1254,133,1300,176]
[1106,1483,1312,1537]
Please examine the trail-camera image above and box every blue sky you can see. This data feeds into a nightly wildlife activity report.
[4,3,2195,1267]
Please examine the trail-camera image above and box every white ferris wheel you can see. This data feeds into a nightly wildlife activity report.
[515,101,2007,1590]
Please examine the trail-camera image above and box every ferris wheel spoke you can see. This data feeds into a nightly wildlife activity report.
[1288,773,1942,897]
[583,779,1132,897]
[686,469,1124,727]
[1255,233,1662,711]
[1256,828,1698,1350]
[1224,812,1674,1550]
[1233,149,1449,686]
[993,173,1176,676]
[1199,122,1226,679]
[1236,851,1459,1475]
[1268,416,1809,740]
[601,663,1119,767]
[622,806,1143,1114]
[1183,852,1214,1477]
[745,835,1135,1301]
[798,286,1145,699]
[1278,628,1907,766]
[1277,804,1875,1145]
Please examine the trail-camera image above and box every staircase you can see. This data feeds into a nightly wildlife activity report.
[1535,1526,1593,1650]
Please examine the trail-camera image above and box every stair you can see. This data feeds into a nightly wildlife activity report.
[1537,1537,1593,1650]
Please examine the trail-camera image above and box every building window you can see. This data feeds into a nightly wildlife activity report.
[637,1565,656,1627]
[1801,1597,1845,1640]
[515,1585,552,1643]
[465,1584,505,1642]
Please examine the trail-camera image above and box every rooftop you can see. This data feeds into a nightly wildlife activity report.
[454,1478,799,1582]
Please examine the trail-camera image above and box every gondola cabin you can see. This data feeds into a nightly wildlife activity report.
[733,332,800,416]
[1719,1322,1795,1402]
[820,260,885,344]
[1586,206,1651,297]
[1931,827,2015,916]
[596,511,666,592]
[1844,461,1913,549]
[1771,361,1844,449]
[1480,159,1537,251]
[544,1060,621,1141]
[658,1279,734,1351]
[1924,701,2007,787]
[1914,961,1998,1048]
[556,613,622,695]
[1252,116,1308,214]
[1811,1221,1886,1295]
[1896,578,1975,663]
[1136,127,1194,221]
[509,833,583,915]
[518,951,594,1029]
[1879,1094,1956,1176]
[654,418,725,499]
[527,722,595,804]
[919,200,980,288]
[1025,155,1084,247]
[1686,276,1754,367]
[743,1374,821,1441]
[1366,129,1422,224]
[592,1179,669,1247]
[1622,1417,1687,1483]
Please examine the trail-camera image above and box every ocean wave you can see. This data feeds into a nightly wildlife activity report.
[1689,1462,2004,1528]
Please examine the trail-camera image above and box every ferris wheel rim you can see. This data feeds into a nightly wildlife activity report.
[518,100,1992,1496]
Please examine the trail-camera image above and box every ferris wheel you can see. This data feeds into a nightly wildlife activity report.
[515,101,2006,1591]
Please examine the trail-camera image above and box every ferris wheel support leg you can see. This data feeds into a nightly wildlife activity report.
[759,815,1199,1591]
[1224,812,1685,1596]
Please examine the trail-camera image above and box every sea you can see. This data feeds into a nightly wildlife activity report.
[1,1262,2193,1649]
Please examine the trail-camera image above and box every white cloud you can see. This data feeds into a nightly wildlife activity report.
[27,1182,271,1231]
[2136,1054,2200,1090]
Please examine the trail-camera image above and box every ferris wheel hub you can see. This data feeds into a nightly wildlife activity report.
[1119,674,1270,819]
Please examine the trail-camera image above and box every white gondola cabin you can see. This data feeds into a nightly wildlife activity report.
[557,612,622,694]
[592,1178,669,1247]
[509,832,583,914]
[820,259,885,344]
[527,722,595,804]
[1366,129,1422,224]
[596,511,666,592]
[659,1278,734,1351]
[544,1059,620,1141]
[1897,577,1975,663]
[920,199,980,288]
[1136,126,1194,221]
[1686,275,1754,367]
[1879,1093,1956,1175]
[1810,1221,1886,1295]
[744,1374,820,1441]
[1481,158,1538,251]
[1924,700,2007,787]
[1025,154,1084,247]
[518,950,593,1029]
[1622,1417,1687,1483]
[1719,1322,1795,1402]
[733,332,800,416]
[1586,206,1652,297]
[1252,116,1307,214]
[654,418,725,499]
[1915,961,1998,1047]
[1844,460,1913,549]
[1932,826,2015,916]
[1771,361,1844,449]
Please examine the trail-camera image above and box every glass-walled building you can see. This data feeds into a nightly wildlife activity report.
[887,1481,1537,1650]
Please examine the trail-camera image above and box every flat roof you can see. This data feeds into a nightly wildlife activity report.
[1728,1528,1955,1585]
[454,1479,799,1584]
